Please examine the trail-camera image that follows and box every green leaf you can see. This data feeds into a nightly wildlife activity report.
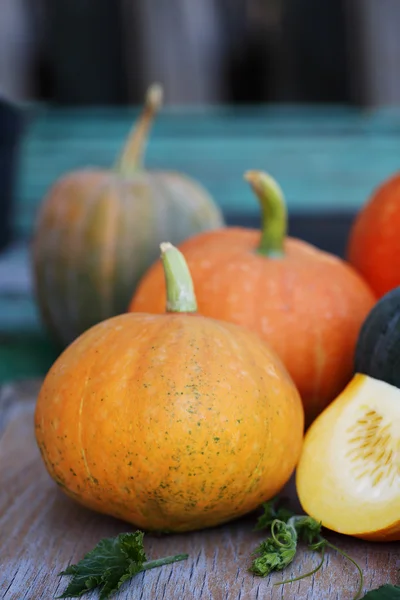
[250,504,364,600]
[361,585,400,599]
[254,497,294,531]
[292,516,322,545]
[250,519,298,577]
[57,530,188,599]
[251,535,297,577]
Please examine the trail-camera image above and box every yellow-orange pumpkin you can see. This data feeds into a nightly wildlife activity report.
[34,242,304,533]
[31,84,223,347]
[129,171,376,426]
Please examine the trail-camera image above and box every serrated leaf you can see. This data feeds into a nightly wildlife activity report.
[361,585,400,599]
[57,532,146,599]
[58,530,188,599]
[254,497,294,531]
[294,516,322,545]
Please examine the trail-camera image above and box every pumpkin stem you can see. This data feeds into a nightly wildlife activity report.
[115,83,163,175]
[244,170,287,258]
[160,242,198,313]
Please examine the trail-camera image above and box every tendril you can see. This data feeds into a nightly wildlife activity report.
[324,541,364,600]
[270,520,294,549]
[274,545,326,586]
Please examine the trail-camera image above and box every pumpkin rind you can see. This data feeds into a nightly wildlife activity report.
[354,286,400,388]
[129,172,376,426]
[31,86,224,347]
[347,171,400,298]
[34,313,304,533]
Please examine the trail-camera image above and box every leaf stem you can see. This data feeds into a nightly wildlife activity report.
[142,554,189,571]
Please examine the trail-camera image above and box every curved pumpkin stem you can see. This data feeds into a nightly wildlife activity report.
[160,242,198,313]
[244,170,287,258]
[116,83,163,175]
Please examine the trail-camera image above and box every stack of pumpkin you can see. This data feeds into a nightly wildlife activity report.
[32,87,400,543]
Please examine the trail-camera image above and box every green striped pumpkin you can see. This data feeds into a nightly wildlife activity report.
[31,85,224,347]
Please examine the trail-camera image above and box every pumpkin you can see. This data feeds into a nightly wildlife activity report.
[34,242,304,533]
[347,171,400,298]
[129,171,376,426]
[31,84,224,347]
[296,373,400,541]
[354,286,400,389]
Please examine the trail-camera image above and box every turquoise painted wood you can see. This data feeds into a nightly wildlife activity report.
[2,105,400,384]
[14,104,400,239]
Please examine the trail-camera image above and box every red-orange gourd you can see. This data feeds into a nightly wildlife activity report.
[129,171,376,426]
[34,242,304,533]
[347,171,400,299]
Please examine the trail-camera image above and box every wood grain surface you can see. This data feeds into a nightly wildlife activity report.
[1,381,399,600]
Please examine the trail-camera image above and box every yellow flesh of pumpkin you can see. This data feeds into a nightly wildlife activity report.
[296,373,400,541]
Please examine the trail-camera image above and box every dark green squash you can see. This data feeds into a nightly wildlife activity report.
[355,286,400,387]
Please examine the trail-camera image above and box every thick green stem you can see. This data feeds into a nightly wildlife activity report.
[142,554,189,571]
[244,170,287,258]
[160,242,198,313]
[115,83,163,175]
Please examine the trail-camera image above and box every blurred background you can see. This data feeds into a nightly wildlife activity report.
[2,0,400,245]
[1,0,400,382]
[2,0,399,106]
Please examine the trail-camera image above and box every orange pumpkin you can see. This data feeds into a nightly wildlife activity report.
[31,84,223,348]
[34,242,304,533]
[347,171,400,299]
[129,171,376,426]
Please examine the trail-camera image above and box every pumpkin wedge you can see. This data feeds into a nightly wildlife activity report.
[35,243,304,533]
[296,373,400,541]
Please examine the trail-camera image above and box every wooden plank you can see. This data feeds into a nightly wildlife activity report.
[13,141,397,213]
[1,382,399,600]
[14,133,400,234]
[12,106,400,239]
[18,104,400,133]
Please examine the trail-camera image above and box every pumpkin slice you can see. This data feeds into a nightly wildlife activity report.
[296,373,400,541]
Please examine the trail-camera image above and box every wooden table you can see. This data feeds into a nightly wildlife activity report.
[1,381,398,600]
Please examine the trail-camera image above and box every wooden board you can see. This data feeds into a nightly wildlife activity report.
[13,105,400,238]
[1,381,399,600]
